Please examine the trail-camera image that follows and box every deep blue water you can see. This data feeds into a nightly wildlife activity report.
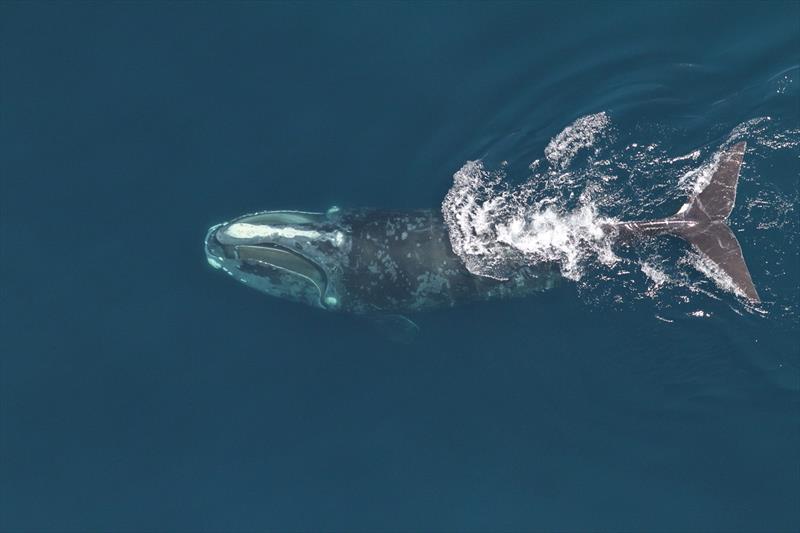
[1,2,798,532]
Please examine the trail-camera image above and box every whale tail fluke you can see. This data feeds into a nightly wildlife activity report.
[611,142,759,301]
[671,141,760,301]
[677,219,759,301]
[681,141,746,223]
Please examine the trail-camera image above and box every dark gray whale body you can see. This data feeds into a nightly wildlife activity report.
[205,142,759,329]
[205,207,560,316]
[338,209,560,312]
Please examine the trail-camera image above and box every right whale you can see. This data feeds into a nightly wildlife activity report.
[204,141,759,327]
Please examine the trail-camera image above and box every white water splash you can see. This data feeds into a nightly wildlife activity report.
[494,201,619,280]
[442,112,617,282]
[676,148,723,196]
[687,251,748,300]
[441,112,799,320]
[640,261,672,299]
[544,112,610,169]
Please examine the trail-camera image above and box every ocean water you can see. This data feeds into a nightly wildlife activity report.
[1,2,798,531]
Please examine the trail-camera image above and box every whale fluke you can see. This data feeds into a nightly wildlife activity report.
[612,142,758,301]
[680,220,759,301]
[682,141,746,222]
[674,142,759,301]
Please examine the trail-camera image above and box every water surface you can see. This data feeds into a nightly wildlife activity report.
[1,2,798,531]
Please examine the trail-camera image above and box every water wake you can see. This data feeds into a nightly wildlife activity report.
[443,112,618,282]
[442,160,617,282]
[441,112,799,319]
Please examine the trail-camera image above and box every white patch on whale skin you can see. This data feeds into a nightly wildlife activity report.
[225,223,322,240]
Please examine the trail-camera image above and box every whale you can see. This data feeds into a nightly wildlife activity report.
[204,142,758,334]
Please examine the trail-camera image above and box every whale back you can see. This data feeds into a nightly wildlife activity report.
[340,210,559,313]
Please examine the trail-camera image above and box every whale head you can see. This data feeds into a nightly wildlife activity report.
[204,208,349,310]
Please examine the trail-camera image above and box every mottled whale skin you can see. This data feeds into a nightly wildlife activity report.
[205,208,560,316]
[337,209,559,313]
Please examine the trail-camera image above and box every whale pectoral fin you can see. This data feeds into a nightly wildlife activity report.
[367,314,421,344]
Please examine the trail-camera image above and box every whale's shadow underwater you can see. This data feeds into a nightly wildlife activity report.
[205,142,758,340]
